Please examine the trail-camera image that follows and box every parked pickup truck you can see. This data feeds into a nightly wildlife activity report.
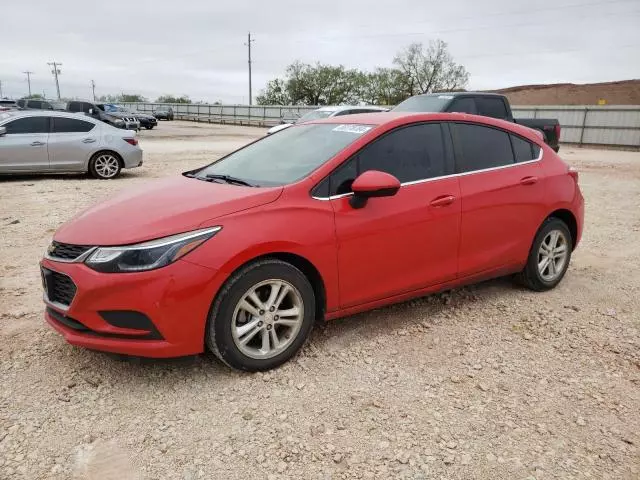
[393,92,561,152]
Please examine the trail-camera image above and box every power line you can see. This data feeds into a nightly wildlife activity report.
[23,71,34,97]
[47,62,62,100]
[245,32,255,105]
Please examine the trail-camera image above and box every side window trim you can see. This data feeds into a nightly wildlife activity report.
[311,121,455,199]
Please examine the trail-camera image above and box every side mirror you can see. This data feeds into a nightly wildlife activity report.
[349,170,400,209]
[0,126,6,136]
[88,108,94,115]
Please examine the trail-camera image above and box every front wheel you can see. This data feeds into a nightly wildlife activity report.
[145,126,153,130]
[516,217,572,291]
[206,259,316,371]
[88,152,121,179]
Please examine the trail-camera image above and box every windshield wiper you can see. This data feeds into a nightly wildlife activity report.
[203,174,257,187]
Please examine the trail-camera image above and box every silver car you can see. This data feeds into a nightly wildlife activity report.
[0,111,143,179]
[267,105,389,135]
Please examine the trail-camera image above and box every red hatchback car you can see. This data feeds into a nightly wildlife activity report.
[41,112,584,371]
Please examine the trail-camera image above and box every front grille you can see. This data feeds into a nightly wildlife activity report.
[49,241,92,261]
[43,268,77,306]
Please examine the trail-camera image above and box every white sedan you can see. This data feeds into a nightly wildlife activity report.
[0,110,142,179]
[267,105,388,135]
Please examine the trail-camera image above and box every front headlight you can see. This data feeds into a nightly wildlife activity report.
[113,118,125,126]
[85,227,221,273]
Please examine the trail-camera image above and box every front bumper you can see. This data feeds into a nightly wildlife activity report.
[138,118,157,127]
[40,257,224,357]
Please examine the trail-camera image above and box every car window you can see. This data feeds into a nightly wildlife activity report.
[82,103,93,113]
[52,117,95,133]
[511,134,539,162]
[4,116,49,134]
[448,98,477,115]
[67,102,81,112]
[27,100,41,109]
[453,123,515,172]
[318,123,449,196]
[476,97,509,119]
[41,102,53,110]
[332,110,353,117]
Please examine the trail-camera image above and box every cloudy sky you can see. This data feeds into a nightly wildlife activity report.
[2,0,639,103]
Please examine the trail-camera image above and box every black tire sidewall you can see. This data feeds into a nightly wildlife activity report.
[207,260,316,371]
[526,218,572,290]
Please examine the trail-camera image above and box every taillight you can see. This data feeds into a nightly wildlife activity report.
[568,167,579,183]
[555,124,561,141]
[124,138,138,146]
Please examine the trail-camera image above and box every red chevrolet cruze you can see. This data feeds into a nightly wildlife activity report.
[41,112,584,371]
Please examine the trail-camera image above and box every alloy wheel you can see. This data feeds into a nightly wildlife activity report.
[537,229,569,282]
[231,279,304,360]
[93,154,120,178]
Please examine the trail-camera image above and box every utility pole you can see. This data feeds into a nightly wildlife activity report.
[0,80,3,98]
[245,32,255,105]
[90,80,96,101]
[47,62,62,99]
[23,71,34,96]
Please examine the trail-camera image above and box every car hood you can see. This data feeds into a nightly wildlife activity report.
[106,112,134,119]
[134,113,155,119]
[54,176,283,246]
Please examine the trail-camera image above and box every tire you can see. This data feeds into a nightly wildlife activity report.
[516,217,572,291]
[88,151,122,179]
[206,259,316,371]
[145,126,153,130]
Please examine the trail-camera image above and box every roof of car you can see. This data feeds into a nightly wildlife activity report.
[315,105,388,112]
[411,91,505,98]
[1,110,100,121]
[307,111,544,144]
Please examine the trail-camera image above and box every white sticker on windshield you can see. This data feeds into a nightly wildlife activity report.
[332,124,372,134]
[438,95,454,99]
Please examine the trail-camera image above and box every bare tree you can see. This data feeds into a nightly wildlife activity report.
[393,40,469,96]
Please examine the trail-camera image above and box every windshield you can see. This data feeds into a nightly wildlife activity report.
[103,104,129,113]
[194,123,372,187]
[393,95,453,112]
[156,106,169,111]
[296,110,334,123]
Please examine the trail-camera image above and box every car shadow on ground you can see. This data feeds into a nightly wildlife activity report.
[48,276,517,385]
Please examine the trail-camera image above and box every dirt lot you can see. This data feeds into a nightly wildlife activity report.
[1,122,639,480]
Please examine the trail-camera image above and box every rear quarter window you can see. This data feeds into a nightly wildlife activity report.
[510,134,540,162]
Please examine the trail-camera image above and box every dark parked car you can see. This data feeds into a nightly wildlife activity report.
[66,101,140,130]
[16,98,54,110]
[102,104,157,130]
[153,105,174,120]
[0,100,18,112]
[394,92,561,152]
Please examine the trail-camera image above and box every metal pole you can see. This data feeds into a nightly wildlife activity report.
[91,80,96,101]
[245,32,255,106]
[23,71,33,96]
[47,62,62,100]
[579,108,589,146]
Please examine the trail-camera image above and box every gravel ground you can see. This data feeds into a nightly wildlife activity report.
[1,122,639,480]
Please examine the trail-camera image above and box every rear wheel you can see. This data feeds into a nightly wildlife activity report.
[88,152,121,179]
[517,217,572,291]
[206,259,316,371]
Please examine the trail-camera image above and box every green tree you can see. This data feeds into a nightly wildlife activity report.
[118,94,147,102]
[256,79,290,105]
[156,95,191,104]
[25,93,45,99]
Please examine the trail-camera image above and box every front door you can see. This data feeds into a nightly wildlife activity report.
[0,116,50,172]
[48,116,99,171]
[327,122,461,308]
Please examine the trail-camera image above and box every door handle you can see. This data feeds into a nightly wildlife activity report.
[429,195,456,207]
[82,138,97,143]
[30,141,45,146]
[520,176,538,185]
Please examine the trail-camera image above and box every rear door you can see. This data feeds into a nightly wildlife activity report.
[451,122,545,276]
[324,122,460,308]
[0,116,50,172]
[48,116,99,171]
